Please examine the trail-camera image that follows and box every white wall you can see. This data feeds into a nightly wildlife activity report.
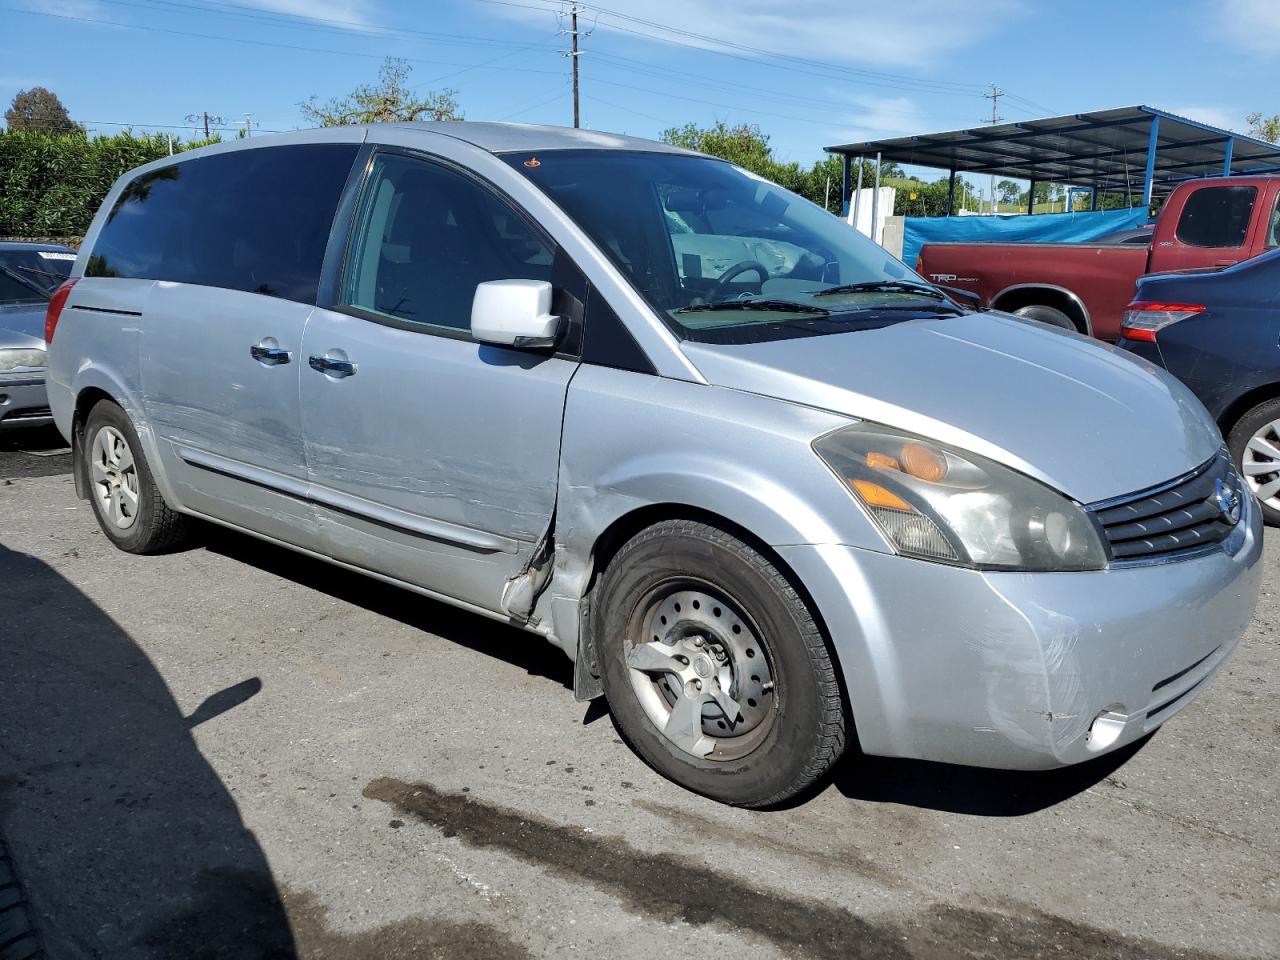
[846,186,897,245]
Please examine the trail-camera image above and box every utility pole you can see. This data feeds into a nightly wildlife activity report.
[559,3,590,128]
[984,84,1003,214]
[185,111,224,139]
[243,114,253,138]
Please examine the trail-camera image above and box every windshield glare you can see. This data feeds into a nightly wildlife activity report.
[506,150,945,343]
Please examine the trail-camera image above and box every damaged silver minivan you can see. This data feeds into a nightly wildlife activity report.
[45,124,1262,806]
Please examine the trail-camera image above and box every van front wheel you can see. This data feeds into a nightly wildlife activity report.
[595,520,846,807]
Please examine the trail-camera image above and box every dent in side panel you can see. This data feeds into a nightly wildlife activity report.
[537,363,882,657]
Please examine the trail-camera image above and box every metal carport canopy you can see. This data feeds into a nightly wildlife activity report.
[826,105,1280,204]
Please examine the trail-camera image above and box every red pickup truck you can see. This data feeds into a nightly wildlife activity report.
[917,175,1280,340]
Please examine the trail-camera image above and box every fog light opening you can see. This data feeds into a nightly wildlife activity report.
[1085,707,1128,753]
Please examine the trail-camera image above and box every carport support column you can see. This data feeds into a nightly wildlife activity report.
[871,151,882,244]
[1223,137,1234,176]
[946,168,957,216]
[1090,186,1098,211]
[851,155,864,230]
[1026,179,1036,216]
[1142,115,1161,207]
[840,153,851,216]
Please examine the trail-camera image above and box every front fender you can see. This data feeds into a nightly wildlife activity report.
[542,365,890,662]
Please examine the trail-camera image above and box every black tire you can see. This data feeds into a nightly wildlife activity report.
[1227,397,1280,527]
[1012,303,1077,331]
[0,836,42,960]
[82,400,192,553]
[595,520,846,807]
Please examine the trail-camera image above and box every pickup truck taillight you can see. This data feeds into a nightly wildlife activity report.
[44,278,77,344]
[1120,300,1204,342]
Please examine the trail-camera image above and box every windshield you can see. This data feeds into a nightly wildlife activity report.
[505,150,954,344]
[0,248,74,303]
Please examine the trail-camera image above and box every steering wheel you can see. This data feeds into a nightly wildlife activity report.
[714,260,770,295]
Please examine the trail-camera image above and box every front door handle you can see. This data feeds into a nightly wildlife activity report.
[250,339,291,366]
[308,353,357,378]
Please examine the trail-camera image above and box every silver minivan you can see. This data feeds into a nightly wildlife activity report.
[45,123,1263,806]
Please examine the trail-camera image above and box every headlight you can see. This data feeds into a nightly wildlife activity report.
[813,423,1107,571]
[0,347,46,372]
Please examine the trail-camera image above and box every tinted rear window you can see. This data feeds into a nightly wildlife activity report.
[1175,186,1257,248]
[87,144,358,303]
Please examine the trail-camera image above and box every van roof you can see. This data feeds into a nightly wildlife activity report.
[382,121,696,156]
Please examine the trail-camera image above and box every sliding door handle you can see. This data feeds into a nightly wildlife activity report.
[250,339,291,365]
[308,354,357,377]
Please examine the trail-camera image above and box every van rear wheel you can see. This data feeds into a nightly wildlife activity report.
[83,401,192,553]
[595,520,846,807]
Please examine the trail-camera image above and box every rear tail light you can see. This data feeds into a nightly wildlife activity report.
[45,278,78,344]
[1120,300,1204,342]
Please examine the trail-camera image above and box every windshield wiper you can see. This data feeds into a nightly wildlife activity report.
[813,280,946,300]
[0,265,50,300]
[673,298,829,315]
[16,264,69,286]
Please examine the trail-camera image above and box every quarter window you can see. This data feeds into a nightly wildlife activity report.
[341,153,553,331]
[86,144,358,303]
[1175,185,1257,248]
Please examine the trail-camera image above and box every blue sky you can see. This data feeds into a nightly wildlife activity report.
[2,0,1276,192]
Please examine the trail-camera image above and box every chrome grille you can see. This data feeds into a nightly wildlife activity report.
[1091,450,1240,562]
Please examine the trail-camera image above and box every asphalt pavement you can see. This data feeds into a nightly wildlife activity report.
[0,437,1276,959]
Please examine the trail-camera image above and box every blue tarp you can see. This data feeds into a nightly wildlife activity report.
[901,207,1150,268]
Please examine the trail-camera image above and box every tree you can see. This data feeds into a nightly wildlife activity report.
[1246,111,1280,143]
[300,58,462,127]
[659,121,900,214]
[5,87,82,135]
[996,180,1020,204]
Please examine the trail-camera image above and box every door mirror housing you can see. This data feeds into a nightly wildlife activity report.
[471,279,562,349]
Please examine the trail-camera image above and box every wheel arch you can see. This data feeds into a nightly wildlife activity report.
[569,501,855,735]
[1216,382,1280,439]
[991,283,1092,335]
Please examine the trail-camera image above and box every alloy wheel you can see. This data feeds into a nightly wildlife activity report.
[1242,421,1280,509]
[89,424,140,530]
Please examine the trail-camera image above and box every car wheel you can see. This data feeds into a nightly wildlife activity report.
[1228,397,1280,526]
[595,520,846,807]
[83,401,192,553]
[1012,304,1077,331]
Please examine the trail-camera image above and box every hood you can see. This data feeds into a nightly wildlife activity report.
[0,302,48,347]
[680,311,1219,504]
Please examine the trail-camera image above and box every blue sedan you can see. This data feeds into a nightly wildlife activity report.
[1120,247,1280,524]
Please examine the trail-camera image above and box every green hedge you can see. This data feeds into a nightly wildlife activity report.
[0,129,217,236]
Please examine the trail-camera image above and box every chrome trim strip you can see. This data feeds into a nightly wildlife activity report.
[172,442,520,554]
[1086,449,1221,512]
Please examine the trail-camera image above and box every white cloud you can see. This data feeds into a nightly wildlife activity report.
[829,93,932,142]
[501,0,1025,68]
[231,0,375,29]
[1167,104,1242,133]
[1217,0,1280,53]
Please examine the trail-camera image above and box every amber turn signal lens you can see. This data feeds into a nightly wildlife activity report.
[851,479,914,511]
[901,442,947,482]
[866,451,900,471]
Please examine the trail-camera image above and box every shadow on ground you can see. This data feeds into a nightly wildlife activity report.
[200,525,578,694]
[0,543,295,958]
[830,737,1148,816]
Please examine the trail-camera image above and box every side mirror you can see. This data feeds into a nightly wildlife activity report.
[471,279,562,349]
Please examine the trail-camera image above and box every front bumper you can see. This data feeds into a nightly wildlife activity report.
[0,374,52,430]
[778,490,1263,770]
